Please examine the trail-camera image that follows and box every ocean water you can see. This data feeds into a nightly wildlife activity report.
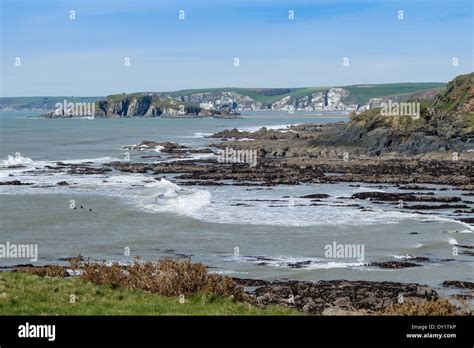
[0,111,473,289]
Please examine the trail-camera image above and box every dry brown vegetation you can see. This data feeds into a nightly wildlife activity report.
[383,299,470,316]
[17,264,68,278]
[14,258,472,316]
[69,257,247,301]
[15,257,246,301]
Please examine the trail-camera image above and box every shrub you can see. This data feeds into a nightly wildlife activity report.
[71,258,246,301]
[16,265,68,278]
[383,299,464,316]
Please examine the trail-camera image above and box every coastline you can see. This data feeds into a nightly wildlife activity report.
[1,260,472,315]
[2,123,473,288]
[1,79,473,316]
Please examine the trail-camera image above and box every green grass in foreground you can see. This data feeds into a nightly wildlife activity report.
[0,272,299,316]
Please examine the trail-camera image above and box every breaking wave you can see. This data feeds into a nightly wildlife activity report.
[226,255,367,270]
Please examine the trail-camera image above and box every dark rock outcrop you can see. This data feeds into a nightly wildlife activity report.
[351,191,462,203]
[250,279,438,314]
[0,180,32,185]
[442,281,474,289]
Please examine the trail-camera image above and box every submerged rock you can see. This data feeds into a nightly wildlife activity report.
[370,261,421,269]
[351,192,462,203]
[300,193,331,199]
[0,180,32,185]
[442,280,474,289]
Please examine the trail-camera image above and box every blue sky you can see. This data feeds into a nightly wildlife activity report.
[1,0,472,96]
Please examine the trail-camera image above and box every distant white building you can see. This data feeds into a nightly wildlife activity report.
[200,102,214,110]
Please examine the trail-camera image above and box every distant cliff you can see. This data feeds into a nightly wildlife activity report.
[2,83,448,116]
[208,73,473,159]
[96,94,202,117]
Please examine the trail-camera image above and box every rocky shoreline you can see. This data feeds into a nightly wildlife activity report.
[3,128,473,227]
[5,155,473,187]
[237,277,473,314]
[2,262,472,315]
[2,73,472,315]
[239,279,440,315]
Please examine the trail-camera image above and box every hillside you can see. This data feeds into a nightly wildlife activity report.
[424,72,474,137]
[210,73,474,159]
[349,73,474,138]
[0,96,102,111]
[167,87,308,105]
[341,83,445,105]
[324,72,474,155]
[1,83,447,115]
[92,83,449,117]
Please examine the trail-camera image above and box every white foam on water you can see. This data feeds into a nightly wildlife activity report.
[1,155,471,231]
[81,173,148,188]
[1,154,118,168]
[190,153,215,160]
[1,154,34,167]
[139,179,211,215]
[308,261,367,269]
[0,159,213,217]
[177,183,472,227]
[354,186,387,193]
[392,254,413,260]
[191,197,420,227]
[0,154,137,193]
[191,132,213,138]
[227,255,367,270]
[159,153,215,163]
[213,270,249,276]
[145,178,182,198]
[415,214,474,232]
[59,156,120,164]
[448,237,459,245]
[238,123,301,133]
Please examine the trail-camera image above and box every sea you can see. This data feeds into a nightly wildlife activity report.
[0,110,473,289]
